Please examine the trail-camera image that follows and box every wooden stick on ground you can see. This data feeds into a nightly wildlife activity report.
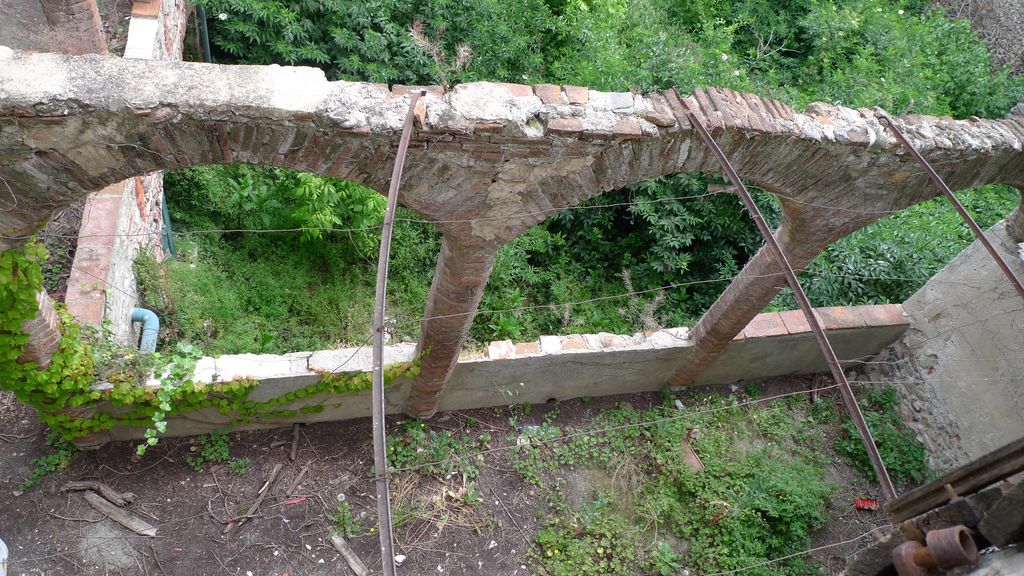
[224,463,283,534]
[82,491,157,536]
[61,481,135,507]
[330,533,369,576]
[285,463,310,497]
[289,424,301,462]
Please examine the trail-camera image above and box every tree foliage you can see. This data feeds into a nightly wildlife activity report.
[181,0,1022,343]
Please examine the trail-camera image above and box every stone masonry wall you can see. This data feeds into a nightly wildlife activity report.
[863,220,1024,473]
[1,50,1021,416]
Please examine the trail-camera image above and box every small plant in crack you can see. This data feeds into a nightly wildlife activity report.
[186,431,231,470]
[331,502,363,538]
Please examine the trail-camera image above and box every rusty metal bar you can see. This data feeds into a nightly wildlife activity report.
[888,436,1024,522]
[880,114,1024,302]
[668,89,898,501]
[372,89,424,576]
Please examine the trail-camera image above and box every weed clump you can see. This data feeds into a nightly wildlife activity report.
[836,386,929,484]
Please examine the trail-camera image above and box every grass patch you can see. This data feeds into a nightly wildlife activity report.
[331,501,363,538]
[135,215,436,354]
[515,395,836,575]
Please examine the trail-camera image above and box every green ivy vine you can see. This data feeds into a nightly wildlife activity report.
[0,244,99,434]
[1,244,420,456]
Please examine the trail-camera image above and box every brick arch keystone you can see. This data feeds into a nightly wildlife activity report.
[1,50,1022,417]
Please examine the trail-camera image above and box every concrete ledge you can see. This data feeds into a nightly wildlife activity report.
[74,304,908,446]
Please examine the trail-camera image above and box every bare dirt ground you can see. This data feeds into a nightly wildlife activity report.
[0,377,895,576]
[0,0,130,55]
[96,0,131,56]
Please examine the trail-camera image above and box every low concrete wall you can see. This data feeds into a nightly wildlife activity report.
[865,220,1024,472]
[78,304,909,446]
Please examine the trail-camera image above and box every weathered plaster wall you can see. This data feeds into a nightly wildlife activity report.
[74,305,909,446]
[106,174,163,343]
[864,220,1024,472]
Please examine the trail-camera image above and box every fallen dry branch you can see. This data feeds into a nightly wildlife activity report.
[330,533,369,576]
[224,463,283,534]
[290,424,301,461]
[285,463,310,497]
[82,490,157,536]
[61,481,135,507]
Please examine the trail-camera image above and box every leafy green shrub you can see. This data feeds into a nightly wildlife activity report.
[165,165,384,249]
[773,185,1019,309]
[836,386,928,484]
[196,0,556,85]
[792,0,1023,117]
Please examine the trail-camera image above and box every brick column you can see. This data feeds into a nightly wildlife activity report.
[667,207,869,388]
[38,0,108,55]
[3,225,63,372]
[17,290,62,370]
[406,237,499,418]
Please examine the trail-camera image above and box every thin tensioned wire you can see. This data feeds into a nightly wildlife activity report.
[14,177,976,242]
[704,525,894,576]
[390,268,1012,328]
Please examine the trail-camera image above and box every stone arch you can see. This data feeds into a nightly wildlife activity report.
[2,50,1024,416]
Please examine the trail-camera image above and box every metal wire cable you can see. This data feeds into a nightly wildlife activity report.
[703,524,894,576]
[12,178,1000,242]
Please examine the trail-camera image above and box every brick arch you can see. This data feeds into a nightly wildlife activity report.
[2,50,1024,416]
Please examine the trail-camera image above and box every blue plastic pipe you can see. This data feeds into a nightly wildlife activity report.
[131,308,159,353]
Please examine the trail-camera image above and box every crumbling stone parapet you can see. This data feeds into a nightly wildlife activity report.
[0,51,1022,414]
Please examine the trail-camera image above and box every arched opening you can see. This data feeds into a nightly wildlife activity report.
[130,163,440,356]
[468,171,783,345]
[769,183,1023,311]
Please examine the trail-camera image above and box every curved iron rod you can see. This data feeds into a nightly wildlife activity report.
[373,89,424,576]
